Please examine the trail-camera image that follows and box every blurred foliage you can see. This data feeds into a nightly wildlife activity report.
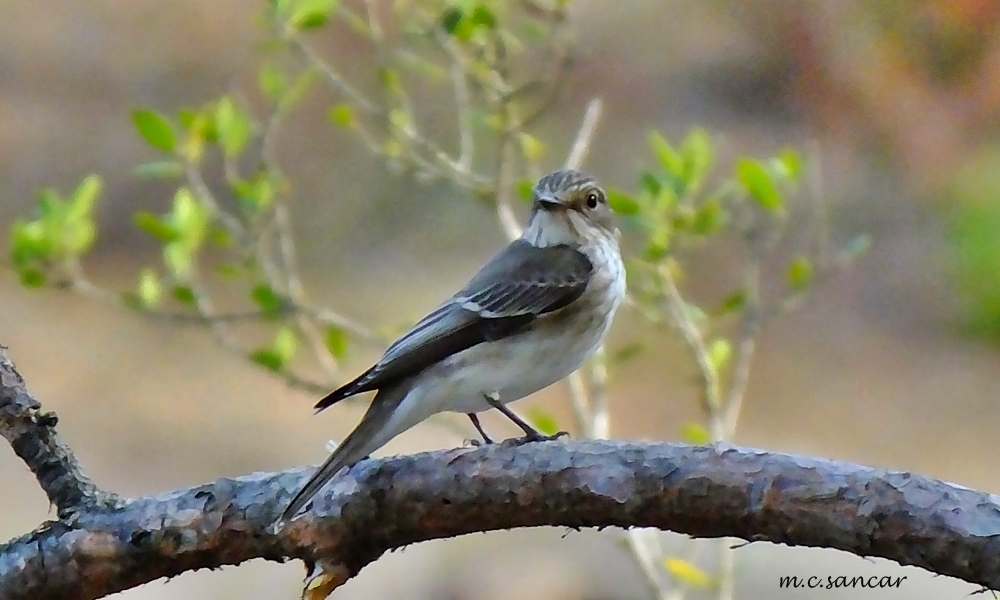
[947,152,1000,342]
[731,0,1000,346]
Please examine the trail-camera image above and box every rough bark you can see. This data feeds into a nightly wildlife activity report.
[2,346,1000,600]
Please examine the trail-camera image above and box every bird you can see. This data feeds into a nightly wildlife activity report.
[279,168,626,524]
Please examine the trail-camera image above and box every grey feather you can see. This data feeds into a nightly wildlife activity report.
[314,240,592,410]
[279,383,411,524]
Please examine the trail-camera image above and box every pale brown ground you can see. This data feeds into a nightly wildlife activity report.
[2,1,997,599]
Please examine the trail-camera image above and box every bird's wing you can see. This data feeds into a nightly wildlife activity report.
[315,240,592,410]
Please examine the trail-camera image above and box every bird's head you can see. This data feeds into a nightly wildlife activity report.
[524,169,617,247]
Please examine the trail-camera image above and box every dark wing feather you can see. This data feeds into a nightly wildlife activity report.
[314,240,592,411]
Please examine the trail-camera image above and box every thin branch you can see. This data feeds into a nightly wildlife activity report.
[0,348,121,519]
[720,258,761,439]
[287,34,381,115]
[185,162,247,244]
[564,98,603,171]
[660,267,723,422]
[493,127,522,241]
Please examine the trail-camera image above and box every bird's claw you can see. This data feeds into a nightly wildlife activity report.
[511,430,570,445]
[465,436,495,448]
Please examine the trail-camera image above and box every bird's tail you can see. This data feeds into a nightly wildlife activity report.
[278,384,411,525]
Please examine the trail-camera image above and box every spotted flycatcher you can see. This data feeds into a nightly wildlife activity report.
[280,168,626,523]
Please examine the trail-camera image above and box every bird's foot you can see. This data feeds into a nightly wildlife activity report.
[465,436,494,448]
[466,412,494,446]
[509,429,570,445]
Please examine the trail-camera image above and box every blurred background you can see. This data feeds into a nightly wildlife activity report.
[3,0,1000,598]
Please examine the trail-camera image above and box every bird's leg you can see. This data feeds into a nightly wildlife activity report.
[467,412,494,446]
[483,393,570,443]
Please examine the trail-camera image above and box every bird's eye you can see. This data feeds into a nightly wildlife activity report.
[586,192,600,209]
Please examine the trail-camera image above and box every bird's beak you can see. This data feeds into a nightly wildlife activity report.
[534,195,561,211]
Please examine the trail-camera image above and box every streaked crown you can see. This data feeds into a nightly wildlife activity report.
[533,169,599,203]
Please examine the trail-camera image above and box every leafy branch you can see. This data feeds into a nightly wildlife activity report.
[4,1,871,599]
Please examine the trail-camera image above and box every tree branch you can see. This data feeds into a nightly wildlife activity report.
[3,349,1000,600]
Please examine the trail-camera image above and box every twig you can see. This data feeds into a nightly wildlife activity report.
[287,34,381,115]
[0,347,121,519]
[435,31,475,172]
[720,258,761,439]
[660,267,722,426]
[494,126,522,241]
[564,98,603,171]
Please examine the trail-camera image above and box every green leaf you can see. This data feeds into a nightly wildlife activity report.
[231,171,275,211]
[469,4,496,29]
[786,256,814,291]
[737,158,783,211]
[440,7,464,34]
[67,175,101,222]
[63,219,95,254]
[137,268,162,307]
[644,226,670,261]
[273,326,297,362]
[169,188,209,247]
[258,62,286,103]
[328,103,355,127]
[609,342,644,365]
[35,187,63,218]
[522,17,548,40]
[208,227,234,247]
[663,557,712,588]
[324,325,349,360]
[132,109,176,152]
[514,178,534,202]
[172,284,197,305]
[388,107,409,130]
[526,407,560,436]
[707,338,731,373]
[639,171,662,196]
[518,132,544,162]
[773,148,803,182]
[607,189,641,216]
[713,291,746,316]
[134,212,179,243]
[269,0,293,17]
[214,263,242,277]
[691,199,723,234]
[134,160,184,179]
[378,68,402,93]
[18,267,45,288]
[648,131,683,176]
[163,243,192,279]
[214,97,253,158]
[680,128,713,193]
[177,107,199,130]
[251,284,285,317]
[679,422,711,445]
[440,3,494,41]
[289,0,337,29]
[250,348,285,372]
[10,219,54,269]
